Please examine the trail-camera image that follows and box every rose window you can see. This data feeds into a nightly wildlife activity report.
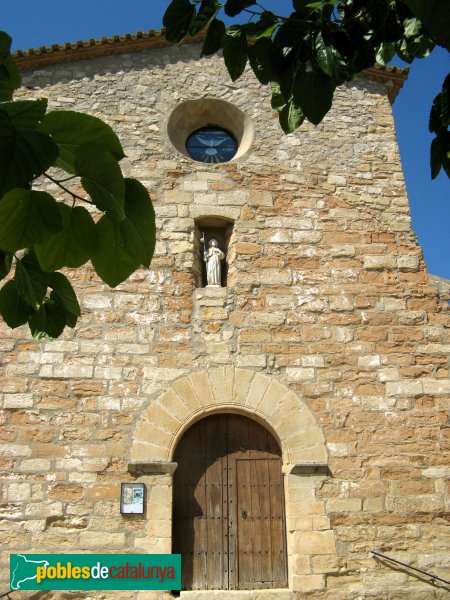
[185,126,238,164]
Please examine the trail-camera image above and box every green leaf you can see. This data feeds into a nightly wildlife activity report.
[0,32,21,101]
[91,215,141,287]
[430,131,450,179]
[440,74,450,128]
[306,1,336,7]
[401,0,450,50]
[14,260,37,307]
[201,18,226,56]
[39,110,125,173]
[120,218,145,265]
[0,189,62,252]
[0,250,12,279]
[429,73,450,133]
[0,279,32,328]
[279,100,305,134]
[403,17,421,38]
[430,136,441,179]
[409,34,435,59]
[34,203,97,271]
[163,0,196,44]
[246,11,279,40]
[48,272,80,317]
[376,42,396,66]
[29,301,67,340]
[123,178,156,268]
[222,26,248,82]
[314,32,348,79]
[444,153,450,178]
[0,31,13,57]
[28,304,46,339]
[224,0,256,17]
[293,69,334,125]
[61,308,78,328]
[21,251,49,304]
[189,0,220,36]
[76,146,125,222]
[0,112,59,196]
[270,82,287,111]
[0,99,48,127]
[278,62,299,103]
[273,17,309,52]
[248,38,274,85]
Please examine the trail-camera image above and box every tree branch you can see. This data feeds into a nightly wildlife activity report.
[44,172,94,205]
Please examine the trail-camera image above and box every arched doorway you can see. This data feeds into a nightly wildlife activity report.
[173,413,288,591]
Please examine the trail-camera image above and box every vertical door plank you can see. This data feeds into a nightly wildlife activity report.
[268,458,288,586]
[173,420,203,589]
[191,419,207,590]
[205,415,227,590]
[236,459,253,589]
[226,414,240,590]
[255,458,271,587]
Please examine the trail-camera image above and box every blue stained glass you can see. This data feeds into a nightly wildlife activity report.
[186,126,237,163]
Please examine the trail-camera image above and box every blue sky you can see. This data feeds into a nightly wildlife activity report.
[3,0,449,278]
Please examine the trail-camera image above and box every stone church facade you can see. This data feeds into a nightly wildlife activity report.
[2,31,449,599]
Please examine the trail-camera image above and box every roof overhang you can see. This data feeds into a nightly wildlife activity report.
[13,29,409,102]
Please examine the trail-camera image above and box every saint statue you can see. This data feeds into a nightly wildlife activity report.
[203,239,225,287]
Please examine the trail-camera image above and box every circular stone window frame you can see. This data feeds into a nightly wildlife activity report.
[165,97,255,163]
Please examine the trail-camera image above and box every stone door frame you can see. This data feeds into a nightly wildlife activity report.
[129,368,337,593]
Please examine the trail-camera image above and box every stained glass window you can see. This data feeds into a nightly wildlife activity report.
[186,126,238,163]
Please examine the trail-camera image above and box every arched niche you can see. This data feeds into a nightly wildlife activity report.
[194,216,234,288]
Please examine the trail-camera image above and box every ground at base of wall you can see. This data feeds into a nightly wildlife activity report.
[12,586,449,600]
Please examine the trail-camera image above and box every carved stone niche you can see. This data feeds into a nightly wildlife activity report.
[194,216,235,288]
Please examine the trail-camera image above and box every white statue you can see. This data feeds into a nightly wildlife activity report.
[203,239,225,287]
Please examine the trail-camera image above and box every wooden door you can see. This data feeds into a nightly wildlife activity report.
[173,414,287,590]
[172,414,229,590]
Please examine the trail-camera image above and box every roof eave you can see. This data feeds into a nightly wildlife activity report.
[13,29,409,102]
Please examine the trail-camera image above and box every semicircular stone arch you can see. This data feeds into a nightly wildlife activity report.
[131,367,327,466]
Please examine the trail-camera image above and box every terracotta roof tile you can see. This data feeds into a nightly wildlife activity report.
[12,29,408,101]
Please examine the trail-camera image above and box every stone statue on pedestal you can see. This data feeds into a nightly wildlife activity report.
[203,239,225,287]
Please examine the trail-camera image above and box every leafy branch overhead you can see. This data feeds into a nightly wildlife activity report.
[0,31,156,339]
[164,0,450,178]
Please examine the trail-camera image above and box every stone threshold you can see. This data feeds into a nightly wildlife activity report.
[180,590,295,600]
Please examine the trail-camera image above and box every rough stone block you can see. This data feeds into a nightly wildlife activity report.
[3,394,33,408]
[236,355,267,368]
[297,530,337,555]
[363,255,397,270]
[80,531,125,548]
[286,367,315,381]
[292,574,326,591]
[327,498,362,512]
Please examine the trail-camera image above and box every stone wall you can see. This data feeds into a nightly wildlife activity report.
[1,43,449,599]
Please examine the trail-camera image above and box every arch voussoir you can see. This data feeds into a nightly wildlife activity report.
[157,388,191,423]
[130,368,328,467]
[233,368,255,404]
[257,379,290,416]
[188,371,214,407]
[207,366,235,405]
[244,372,271,409]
